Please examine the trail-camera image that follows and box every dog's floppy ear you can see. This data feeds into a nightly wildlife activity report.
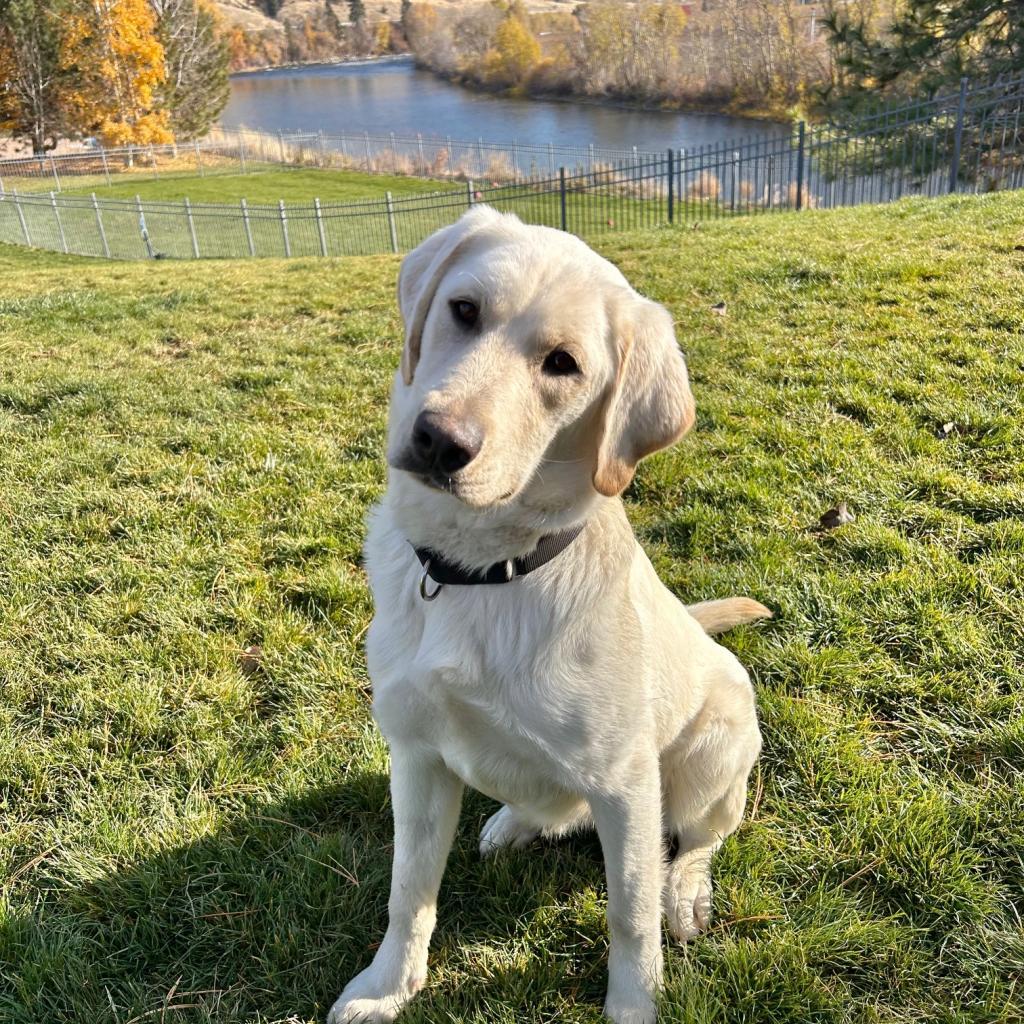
[397,206,502,385]
[592,293,695,497]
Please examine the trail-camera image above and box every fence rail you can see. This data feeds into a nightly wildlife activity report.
[0,73,1020,261]
[0,127,665,195]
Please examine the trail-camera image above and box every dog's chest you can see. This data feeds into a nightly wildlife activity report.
[367,582,614,803]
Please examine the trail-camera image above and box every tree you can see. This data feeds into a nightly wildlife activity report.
[0,0,69,152]
[826,0,1024,98]
[62,0,173,145]
[149,0,229,139]
[347,0,365,24]
[482,9,540,88]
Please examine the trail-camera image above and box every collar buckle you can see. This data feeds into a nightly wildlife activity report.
[419,560,443,601]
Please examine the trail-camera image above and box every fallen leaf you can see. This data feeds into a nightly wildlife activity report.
[937,421,957,438]
[711,301,727,316]
[240,644,263,676]
[819,501,855,530]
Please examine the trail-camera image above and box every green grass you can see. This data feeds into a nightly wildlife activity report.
[2,192,1023,1024]
[56,168,456,204]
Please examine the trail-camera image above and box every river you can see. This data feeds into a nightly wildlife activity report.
[223,57,784,152]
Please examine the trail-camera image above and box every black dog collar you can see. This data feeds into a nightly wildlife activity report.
[413,524,585,600]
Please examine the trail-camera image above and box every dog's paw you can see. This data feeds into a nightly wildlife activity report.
[479,805,540,857]
[326,995,403,1024]
[664,870,712,943]
[326,966,422,1024]
[603,995,658,1024]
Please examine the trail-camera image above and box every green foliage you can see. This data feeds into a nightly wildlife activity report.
[826,0,1024,100]
[0,0,70,152]
[1,191,1023,1022]
[347,0,365,25]
[153,0,230,141]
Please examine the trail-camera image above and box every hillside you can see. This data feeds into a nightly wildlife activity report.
[2,192,1023,1024]
[215,0,569,43]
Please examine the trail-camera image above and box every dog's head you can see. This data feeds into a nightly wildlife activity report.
[388,207,694,519]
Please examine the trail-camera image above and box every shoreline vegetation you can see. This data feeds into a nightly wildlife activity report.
[226,53,790,126]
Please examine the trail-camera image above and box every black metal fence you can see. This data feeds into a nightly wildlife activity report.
[0,73,1020,261]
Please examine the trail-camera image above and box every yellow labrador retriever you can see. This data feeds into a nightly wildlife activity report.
[329,207,769,1024]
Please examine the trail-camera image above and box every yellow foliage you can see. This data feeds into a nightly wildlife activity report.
[482,11,539,87]
[63,0,173,146]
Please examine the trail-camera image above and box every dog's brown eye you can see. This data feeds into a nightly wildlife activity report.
[450,299,478,327]
[543,349,579,376]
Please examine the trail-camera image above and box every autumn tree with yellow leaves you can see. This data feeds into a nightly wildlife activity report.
[1,0,230,150]
[62,0,173,145]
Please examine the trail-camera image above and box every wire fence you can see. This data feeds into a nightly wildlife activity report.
[0,73,1020,261]
[0,126,664,195]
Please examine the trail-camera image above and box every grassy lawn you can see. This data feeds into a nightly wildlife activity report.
[1,192,1023,1024]
[60,168,457,204]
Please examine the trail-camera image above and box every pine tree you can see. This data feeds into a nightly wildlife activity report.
[149,0,229,139]
[827,0,1024,98]
[347,0,365,25]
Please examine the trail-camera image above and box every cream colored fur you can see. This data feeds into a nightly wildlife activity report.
[327,208,770,1024]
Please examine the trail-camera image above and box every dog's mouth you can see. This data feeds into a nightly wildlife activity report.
[391,458,516,506]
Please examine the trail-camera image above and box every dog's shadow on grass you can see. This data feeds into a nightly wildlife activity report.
[8,764,612,1024]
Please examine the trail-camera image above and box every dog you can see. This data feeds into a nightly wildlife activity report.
[328,206,770,1024]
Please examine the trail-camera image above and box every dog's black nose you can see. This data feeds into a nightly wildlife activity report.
[411,411,482,475]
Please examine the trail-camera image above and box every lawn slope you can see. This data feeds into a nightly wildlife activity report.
[1,193,1023,1024]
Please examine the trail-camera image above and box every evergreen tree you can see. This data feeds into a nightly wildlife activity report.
[347,0,365,25]
[827,0,1024,99]
[150,0,229,139]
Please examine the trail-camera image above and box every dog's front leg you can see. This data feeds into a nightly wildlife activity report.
[328,746,463,1024]
[589,751,664,1024]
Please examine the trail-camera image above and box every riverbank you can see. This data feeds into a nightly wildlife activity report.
[417,60,800,126]
[229,52,411,78]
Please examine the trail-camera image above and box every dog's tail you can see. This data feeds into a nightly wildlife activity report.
[687,597,773,635]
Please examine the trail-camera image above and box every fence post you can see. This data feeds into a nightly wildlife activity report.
[49,155,61,191]
[364,132,372,172]
[12,189,30,246]
[667,148,674,224]
[318,130,326,168]
[795,121,806,211]
[101,148,111,187]
[417,133,426,172]
[194,139,204,177]
[390,132,397,173]
[241,198,255,257]
[150,145,158,179]
[559,166,567,232]
[385,191,398,253]
[949,76,968,194]
[548,141,555,175]
[731,151,739,212]
[239,134,247,175]
[466,179,474,207]
[92,193,110,258]
[0,166,4,193]
[278,199,290,257]
[50,191,68,253]
[184,197,199,257]
[315,197,328,256]
[136,194,153,258]
[278,130,286,164]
